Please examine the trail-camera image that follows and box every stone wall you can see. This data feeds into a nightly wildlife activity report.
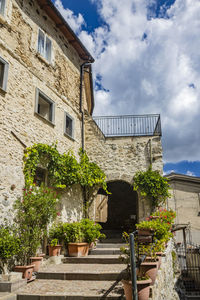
[151,239,179,300]
[0,0,87,222]
[85,113,163,184]
[85,113,163,221]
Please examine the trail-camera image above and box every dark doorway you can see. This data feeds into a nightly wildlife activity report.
[97,180,138,232]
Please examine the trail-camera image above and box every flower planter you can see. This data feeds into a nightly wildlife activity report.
[48,245,62,256]
[122,278,152,300]
[138,229,154,236]
[30,257,43,272]
[140,261,158,285]
[14,265,34,280]
[156,252,164,269]
[67,242,89,257]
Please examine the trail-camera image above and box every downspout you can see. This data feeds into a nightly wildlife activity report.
[80,62,91,217]
[80,62,90,151]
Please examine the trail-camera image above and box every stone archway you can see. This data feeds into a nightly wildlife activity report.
[97,180,138,232]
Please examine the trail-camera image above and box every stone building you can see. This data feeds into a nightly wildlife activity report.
[0,0,163,229]
[166,173,200,244]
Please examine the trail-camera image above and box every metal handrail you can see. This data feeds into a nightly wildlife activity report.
[93,114,161,137]
[129,230,155,300]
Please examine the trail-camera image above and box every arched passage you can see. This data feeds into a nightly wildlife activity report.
[97,180,138,232]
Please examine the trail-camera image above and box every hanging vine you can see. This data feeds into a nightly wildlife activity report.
[23,143,108,192]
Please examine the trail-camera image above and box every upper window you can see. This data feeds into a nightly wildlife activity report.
[37,29,52,62]
[0,0,5,16]
[0,56,9,92]
[35,88,55,124]
[64,112,74,139]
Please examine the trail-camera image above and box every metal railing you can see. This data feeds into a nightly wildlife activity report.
[93,114,161,137]
[129,230,155,300]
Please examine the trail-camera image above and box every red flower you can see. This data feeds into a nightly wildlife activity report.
[29,191,31,194]
[164,216,167,218]
[146,217,150,221]
[57,212,61,216]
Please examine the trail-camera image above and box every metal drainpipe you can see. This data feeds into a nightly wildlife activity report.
[80,62,90,151]
[80,62,91,217]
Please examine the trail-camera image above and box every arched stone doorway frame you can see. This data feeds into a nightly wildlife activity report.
[95,175,139,231]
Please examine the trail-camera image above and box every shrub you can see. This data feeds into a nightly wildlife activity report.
[14,184,59,265]
[133,168,171,208]
[80,219,105,244]
[0,226,20,274]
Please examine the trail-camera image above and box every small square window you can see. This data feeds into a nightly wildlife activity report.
[37,29,52,62]
[0,56,9,92]
[0,0,5,16]
[35,88,55,124]
[64,112,74,139]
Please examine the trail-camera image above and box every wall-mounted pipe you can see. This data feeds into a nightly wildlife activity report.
[80,62,91,151]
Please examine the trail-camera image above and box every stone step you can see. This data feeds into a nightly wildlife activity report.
[90,248,121,255]
[37,263,126,281]
[17,279,125,299]
[0,293,16,300]
[100,238,124,243]
[62,255,123,264]
[96,243,126,249]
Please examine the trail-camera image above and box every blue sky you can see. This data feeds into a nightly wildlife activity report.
[53,0,200,177]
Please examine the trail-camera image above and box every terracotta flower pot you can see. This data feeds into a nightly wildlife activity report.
[14,265,34,280]
[68,242,89,257]
[122,278,152,300]
[138,229,154,236]
[30,256,43,272]
[48,245,62,256]
[156,252,164,269]
[140,261,158,285]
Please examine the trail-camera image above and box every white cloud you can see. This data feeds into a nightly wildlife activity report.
[54,0,85,34]
[186,170,195,177]
[57,0,200,163]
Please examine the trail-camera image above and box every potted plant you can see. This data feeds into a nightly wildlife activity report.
[80,219,106,249]
[30,256,43,272]
[13,184,60,279]
[63,222,89,257]
[48,238,62,256]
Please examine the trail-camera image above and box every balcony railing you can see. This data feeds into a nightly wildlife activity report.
[93,114,161,137]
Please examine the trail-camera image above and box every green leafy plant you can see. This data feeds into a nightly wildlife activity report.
[50,238,59,246]
[62,222,85,244]
[133,168,171,208]
[13,184,59,265]
[80,219,106,244]
[23,144,108,193]
[48,222,63,245]
[136,218,173,242]
[0,226,20,274]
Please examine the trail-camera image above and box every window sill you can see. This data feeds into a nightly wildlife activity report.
[34,112,55,127]
[64,132,75,142]
[36,52,51,67]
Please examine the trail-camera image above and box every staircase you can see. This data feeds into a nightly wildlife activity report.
[16,237,127,299]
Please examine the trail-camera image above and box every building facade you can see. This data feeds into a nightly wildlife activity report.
[166,173,200,244]
[0,0,163,228]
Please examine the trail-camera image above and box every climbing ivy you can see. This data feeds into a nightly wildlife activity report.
[133,168,171,208]
[23,143,108,192]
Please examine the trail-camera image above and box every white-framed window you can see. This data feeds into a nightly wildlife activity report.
[0,0,6,16]
[0,56,9,92]
[35,88,55,124]
[64,112,74,139]
[37,29,52,62]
